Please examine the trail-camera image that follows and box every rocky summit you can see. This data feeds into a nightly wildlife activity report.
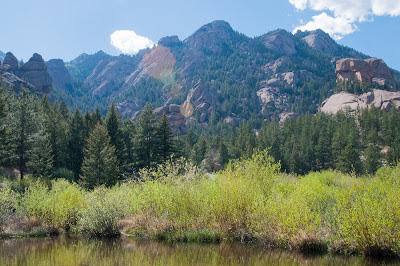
[20,53,52,94]
[46,59,73,92]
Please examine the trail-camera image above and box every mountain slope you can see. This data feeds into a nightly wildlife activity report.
[41,21,399,127]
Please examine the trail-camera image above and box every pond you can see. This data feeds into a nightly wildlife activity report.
[0,236,395,265]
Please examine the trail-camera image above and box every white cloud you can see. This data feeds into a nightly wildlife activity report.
[110,30,154,55]
[290,0,400,39]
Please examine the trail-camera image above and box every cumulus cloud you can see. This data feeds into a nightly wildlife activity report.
[290,0,400,39]
[110,30,154,54]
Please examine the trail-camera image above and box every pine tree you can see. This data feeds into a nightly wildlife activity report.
[156,113,176,164]
[364,129,382,174]
[0,86,11,165]
[7,89,38,180]
[133,103,158,169]
[217,139,229,166]
[81,123,119,189]
[68,108,85,180]
[27,129,54,179]
[59,101,70,120]
[105,102,126,172]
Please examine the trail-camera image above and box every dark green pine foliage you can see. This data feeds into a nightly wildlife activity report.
[156,113,176,164]
[191,136,207,166]
[81,123,119,189]
[217,139,229,166]
[27,127,54,179]
[364,129,382,174]
[42,98,68,169]
[106,102,127,172]
[133,103,158,170]
[0,86,11,165]
[83,111,92,140]
[7,89,38,180]
[121,119,136,169]
[68,108,85,180]
[91,107,103,128]
[59,101,70,120]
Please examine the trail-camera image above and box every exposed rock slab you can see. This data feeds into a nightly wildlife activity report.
[320,89,400,114]
[154,104,188,135]
[336,58,395,86]
[3,52,19,70]
[301,29,339,52]
[20,53,52,94]
[180,80,218,123]
[259,29,297,55]
[279,112,300,125]
[46,59,73,91]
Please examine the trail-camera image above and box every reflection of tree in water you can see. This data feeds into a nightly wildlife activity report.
[0,236,368,265]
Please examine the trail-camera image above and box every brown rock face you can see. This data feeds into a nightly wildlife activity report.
[336,58,394,86]
[3,52,19,70]
[154,104,188,135]
[46,59,73,91]
[20,53,52,94]
[320,89,400,114]
[259,29,297,55]
[180,80,218,123]
[301,29,339,52]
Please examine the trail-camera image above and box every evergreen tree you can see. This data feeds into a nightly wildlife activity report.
[217,139,229,166]
[133,103,158,169]
[0,86,11,165]
[68,108,85,180]
[106,102,127,172]
[156,113,176,164]
[364,129,382,174]
[81,123,119,189]
[59,101,70,120]
[27,129,54,179]
[7,89,38,180]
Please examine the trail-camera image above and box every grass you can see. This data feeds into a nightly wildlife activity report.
[1,150,400,257]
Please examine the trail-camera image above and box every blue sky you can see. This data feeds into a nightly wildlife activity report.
[2,0,400,70]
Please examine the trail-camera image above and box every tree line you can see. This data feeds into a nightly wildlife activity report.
[2,85,400,188]
[0,86,177,189]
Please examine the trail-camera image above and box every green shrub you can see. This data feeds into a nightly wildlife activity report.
[77,186,125,237]
[0,188,17,232]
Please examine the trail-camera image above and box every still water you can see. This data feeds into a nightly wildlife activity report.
[0,236,396,265]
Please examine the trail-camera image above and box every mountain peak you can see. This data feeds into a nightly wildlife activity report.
[259,29,297,55]
[297,29,339,52]
[184,20,236,54]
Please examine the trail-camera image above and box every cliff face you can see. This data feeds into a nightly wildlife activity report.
[46,59,73,92]
[320,89,400,114]
[336,58,395,86]
[1,52,52,94]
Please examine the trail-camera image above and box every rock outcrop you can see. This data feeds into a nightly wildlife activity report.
[336,58,395,86]
[320,89,400,114]
[154,104,188,135]
[259,29,297,55]
[19,53,52,94]
[300,29,339,53]
[158,36,181,47]
[3,52,19,70]
[180,80,218,123]
[265,70,316,87]
[184,20,235,54]
[46,59,73,92]
[279,112,300,125]
[0,68,34,92]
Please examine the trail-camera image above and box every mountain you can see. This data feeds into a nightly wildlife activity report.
[0,52,52,95]
[2,20,399,132]
[0,50,5,62]
[66,50,111,82]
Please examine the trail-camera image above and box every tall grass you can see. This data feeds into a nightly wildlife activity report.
[1,150,400,257]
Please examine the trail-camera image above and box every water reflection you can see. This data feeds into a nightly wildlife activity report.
[0,236,395,265]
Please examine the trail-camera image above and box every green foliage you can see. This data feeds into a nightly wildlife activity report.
[80,123,119,189]
[0,188,17,232]
[77,186,125,237]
